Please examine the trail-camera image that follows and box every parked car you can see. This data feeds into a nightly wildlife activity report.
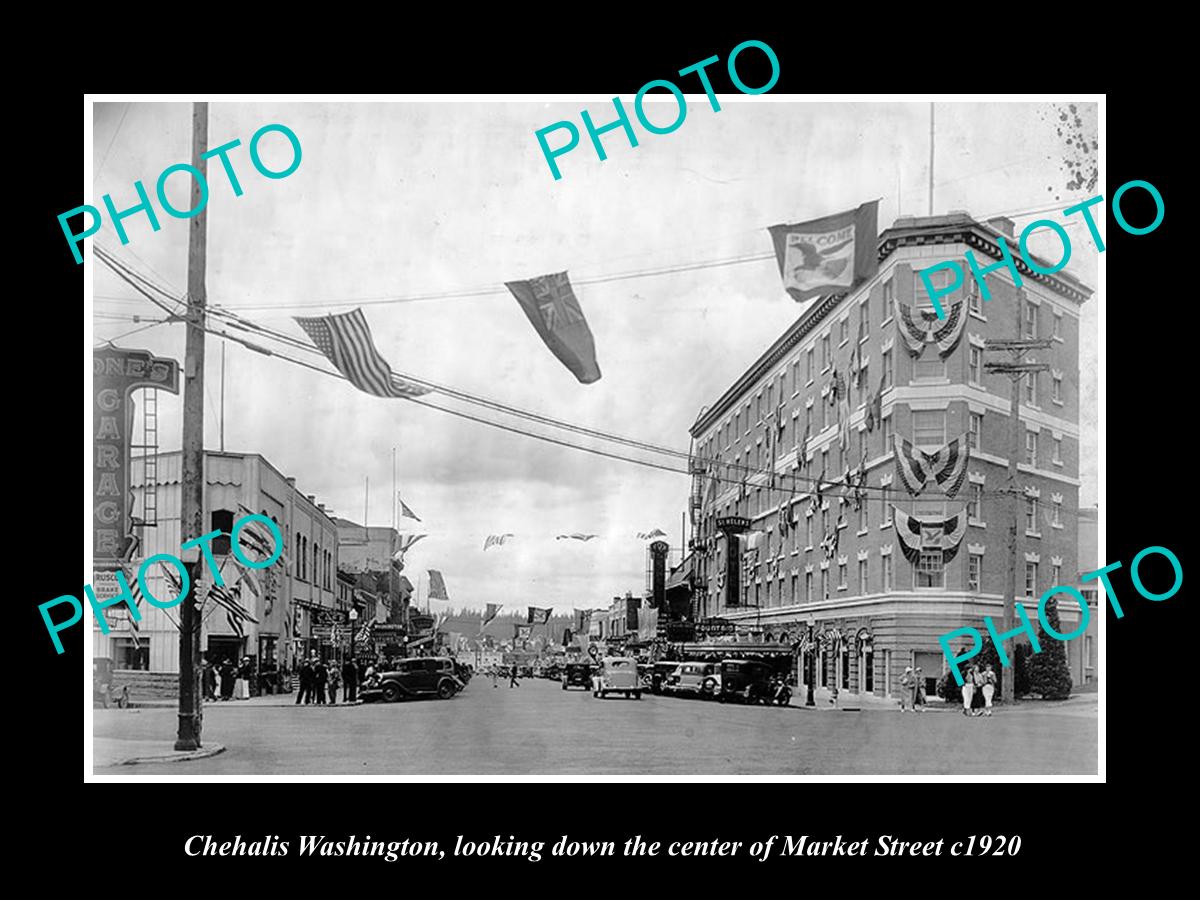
[664,661,721,699]
[717,659,775,704]
[592,657,642,699]
[93,658,129,709]
[562,662,595,690]
[543,663,562,680]
[642,661,682,695]
[360,657,465,702]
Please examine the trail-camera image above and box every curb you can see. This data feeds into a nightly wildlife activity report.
[116,743,227,766]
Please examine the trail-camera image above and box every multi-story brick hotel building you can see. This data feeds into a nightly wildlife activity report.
[688,212,1095,700]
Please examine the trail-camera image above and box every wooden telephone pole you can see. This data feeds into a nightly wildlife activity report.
[176,102,209,750]
[983,296,1051,705]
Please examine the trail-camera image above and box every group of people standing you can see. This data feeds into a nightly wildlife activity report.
[960,664,997,717]
[202,657,253,702]
[294,656,362,706]
[898,666,927,712]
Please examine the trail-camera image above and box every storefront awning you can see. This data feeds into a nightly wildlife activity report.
[680,642,796,657]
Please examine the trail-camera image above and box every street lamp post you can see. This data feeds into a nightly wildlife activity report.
[805,614,816,707]
[349,608,359,662]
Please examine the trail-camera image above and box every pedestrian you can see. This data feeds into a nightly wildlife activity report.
[328,661,342,705]
[961,664,978,716]
[296,657,314,705]
[898,666,913,712]
[218,659,236,701]
[202,658,217,701]
[236,656,252,700]
[913,667,926,712]
[981,664,997,716]
[313,656,328,705]
[509,665,520,688]
[491,666,498,688]
[342,657,358,704]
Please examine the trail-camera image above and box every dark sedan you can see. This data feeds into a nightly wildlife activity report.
[360,657,465,702]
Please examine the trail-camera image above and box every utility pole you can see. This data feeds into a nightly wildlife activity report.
[983,295,1051,704]
[176,101,208,751]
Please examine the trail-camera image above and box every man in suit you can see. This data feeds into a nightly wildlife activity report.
[342,657,359,704]
[295,657,313,705]
[313,656,328,705]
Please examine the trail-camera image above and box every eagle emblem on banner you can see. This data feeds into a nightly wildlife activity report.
[892,507,969,564]
[893,434,970,498]
[894,297,968,358]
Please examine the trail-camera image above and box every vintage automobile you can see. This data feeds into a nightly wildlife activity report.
[643,661,683,695]
[360,657,465,702]
[664,661,721,699]
[592,656,642,699]
[93,658,130,709]
[561,661,595,690]
[717,659,776,704]
[451,659,473,685]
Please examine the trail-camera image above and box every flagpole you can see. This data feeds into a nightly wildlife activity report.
[392,445,397,531]
[364,476,369,527]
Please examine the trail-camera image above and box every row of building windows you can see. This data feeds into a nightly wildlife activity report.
[721,548,1066,609]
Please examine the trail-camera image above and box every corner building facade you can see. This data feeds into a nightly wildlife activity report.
[689,213,1093,699]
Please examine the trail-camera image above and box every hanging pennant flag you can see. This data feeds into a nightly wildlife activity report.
[527,606,551,625]
[768,201,880,303]
[483,534,514,551]
[294,308,431,398]
[396,534,427,554]
[575,608,592,633]
[427,569,450,601]
[481,602,502,628]
[562,628,573,647]
[892,507,969,564]
[820,527,840,560]
[636,528,668,540]
[556,533,598,541]
[893,434,970,498]
[398,495,421,521]
[515,623,533,641]
[894,297,968,358]
[505,271,601,384]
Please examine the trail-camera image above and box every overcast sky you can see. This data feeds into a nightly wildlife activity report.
[91,99,1100,613]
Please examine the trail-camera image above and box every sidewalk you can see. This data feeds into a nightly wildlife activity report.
[93,738,226,768]
[792,686,931,712]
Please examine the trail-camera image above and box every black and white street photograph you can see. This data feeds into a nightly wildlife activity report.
[86,95,1102,777]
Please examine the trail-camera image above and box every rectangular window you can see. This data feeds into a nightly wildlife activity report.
[858,498,869,532]
[210,510,234,556]
[1025,496,1039,532]
[114,637,150,670]
[1051,562,1062,584]
[882,278,894,321]
[857,364,869,406]
[858,558,868,594]
[968,412,983,451]
[821,568,829,600]
[881,554,893,591]
[969,346,983,385]
[1025,561,1038,597]
[881,347,893,389]
[913,410,946,448]
[822,398,830,431]
[916,549,945,588]
[968,482,983,522]
[1024,300,1037,338]
[882,501,893,527]
[821,335,831,370]
[838,562,848,589]
[1052,499,1062,527]
[1053,436,1063,465]
[1025,369,1037,405]
[839,318,849,346]
[792,359,800,394]
[968,277,982,314]
[1052,373,1063,404]
[968,554,983,592]
[757,392,764,423]
[1026,430,1038,466]
[806,512,814,548]
[881,415,893,451]
[805,571,813,603]
[859,301,869,338]
[842,650,850,689]
[1053,310,1063,339]
[806,348,815,383]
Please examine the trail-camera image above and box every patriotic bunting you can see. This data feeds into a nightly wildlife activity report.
[636,528,667,540]
[556,533,597,542]
[892,507,969,564]
[767,201,880,303]
[893,434,970,498]
[893,297,968,358]
[505,271,601,384]
[294,308,430,398]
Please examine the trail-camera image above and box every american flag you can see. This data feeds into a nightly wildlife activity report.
[483,534,514,551]
[207,582,259,625]
[122,566,142,649]
[295,308,430,399]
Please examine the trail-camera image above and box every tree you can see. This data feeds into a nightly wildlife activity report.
[1024,598,1073,700]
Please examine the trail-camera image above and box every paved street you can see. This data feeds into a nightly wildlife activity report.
[94,678,1097,775]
